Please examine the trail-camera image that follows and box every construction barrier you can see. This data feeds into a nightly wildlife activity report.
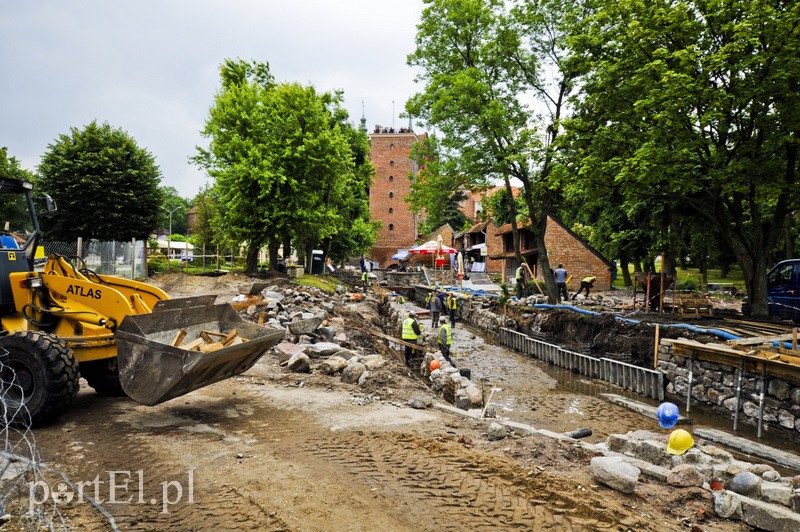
[500,328,664,401]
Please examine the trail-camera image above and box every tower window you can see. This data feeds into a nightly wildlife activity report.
[389,192,394,199]
[390,144,394,150]
[389,175,394,182]
[389,207,394,214]
[389,224,394,231]
[389,161,395,167]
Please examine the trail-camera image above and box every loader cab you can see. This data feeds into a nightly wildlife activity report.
[0,178,42,315]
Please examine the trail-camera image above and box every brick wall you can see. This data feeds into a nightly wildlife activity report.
[487,216,612,288]
[543,216,612,290]
[483,221,502,274]
[368,131,426,267]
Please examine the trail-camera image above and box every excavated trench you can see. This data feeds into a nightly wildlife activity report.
[422,304,800,458]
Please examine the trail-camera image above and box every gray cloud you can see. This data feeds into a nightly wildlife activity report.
[1,0,424,197]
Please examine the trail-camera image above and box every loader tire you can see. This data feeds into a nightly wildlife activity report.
[80,358,126,397]
[0,332,79,427]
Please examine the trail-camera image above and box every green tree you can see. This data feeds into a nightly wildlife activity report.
[159,186,190,236]
[570,0,800,316]
[195,59,377,272]
[482,187,525,226]
[37,121,163,241]
[408,0,583,302]
[0,147,35,182]
[189,184,222,250]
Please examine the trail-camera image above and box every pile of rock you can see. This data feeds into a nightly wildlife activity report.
[237,283,388,387]
[420,350,482,410]
[597,430,800,528]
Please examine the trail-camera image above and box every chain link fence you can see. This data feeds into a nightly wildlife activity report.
[36,239,146,279]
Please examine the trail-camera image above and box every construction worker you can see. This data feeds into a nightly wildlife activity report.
[401,311,422,367]
[361,270,369,293]
[446,292,458,327]
[554,264,569,302]
[572,276,597,300]
[429,290,442,328]
[515,262,527,298]
[438,316,456,367]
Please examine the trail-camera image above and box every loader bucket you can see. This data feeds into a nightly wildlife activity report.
[115,302,285,406]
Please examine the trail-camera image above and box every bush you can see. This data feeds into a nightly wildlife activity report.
[676,279,699,291]
[148,253,168,274]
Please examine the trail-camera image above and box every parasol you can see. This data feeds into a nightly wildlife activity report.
[408,237,457,286]
[406,239,458,255]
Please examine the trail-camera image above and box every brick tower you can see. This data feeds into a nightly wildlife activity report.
[368,124,426,267]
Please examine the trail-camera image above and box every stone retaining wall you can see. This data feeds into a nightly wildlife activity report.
[658,339,800,440]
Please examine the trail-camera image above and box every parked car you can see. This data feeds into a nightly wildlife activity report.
[742,259,800,322]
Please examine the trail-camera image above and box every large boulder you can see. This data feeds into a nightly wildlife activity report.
[590,456,640,494]
[288,316,324,336]
[666,464,704,487]
[303,342,343,358]
[341,362,366,384]
[319,356,347,375]
[286,352,311,373]
[487,423,507,441]
[729,471,762,496]
[275,342,305,362]
[360,354,387,371]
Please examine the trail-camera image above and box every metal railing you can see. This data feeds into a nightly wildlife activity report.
[500,328,664,401]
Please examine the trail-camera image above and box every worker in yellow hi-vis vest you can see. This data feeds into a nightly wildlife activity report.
[401,311,423,367]
[572,276,597,300]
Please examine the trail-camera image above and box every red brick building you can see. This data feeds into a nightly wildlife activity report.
[368,126,427,267]
[490,215,614,290]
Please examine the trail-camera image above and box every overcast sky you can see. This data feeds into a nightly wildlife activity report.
[1,1,426,198]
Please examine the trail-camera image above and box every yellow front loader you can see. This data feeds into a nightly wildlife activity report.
[0,178,283,426]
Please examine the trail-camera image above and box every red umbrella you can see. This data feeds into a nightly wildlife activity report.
[407,239,458,255]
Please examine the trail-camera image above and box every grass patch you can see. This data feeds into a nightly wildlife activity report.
[293,274,340,293]
[613,264,746,294]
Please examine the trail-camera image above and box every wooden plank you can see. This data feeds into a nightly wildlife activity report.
[729,333,798,346]
[199,342,224,352]
[182,338,205,351]
[221,329,240,346]
[171,329,188,347]
[349,324,436,353]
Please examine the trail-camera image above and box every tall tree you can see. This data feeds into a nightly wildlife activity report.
[570,0,800,316]
[195,59,377,272]
[408,0,583,302]
[37,121,163,241]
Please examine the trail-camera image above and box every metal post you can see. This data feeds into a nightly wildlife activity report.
[130,238,136,280]
[757,363,767,439]
[686,353,694,413]
[733,359,744,431]
[77,236,83,259]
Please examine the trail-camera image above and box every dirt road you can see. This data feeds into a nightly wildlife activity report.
[26,273,746,531]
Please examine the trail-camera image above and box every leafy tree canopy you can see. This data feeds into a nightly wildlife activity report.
[194,59,377,271]
[37,121,163,241]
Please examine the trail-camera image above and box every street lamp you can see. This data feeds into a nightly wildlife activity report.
[163,206,180,270]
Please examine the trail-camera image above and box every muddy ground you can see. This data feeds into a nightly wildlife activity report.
[23,272,750,531]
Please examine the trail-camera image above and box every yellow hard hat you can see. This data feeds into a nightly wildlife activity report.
[666,429,694,455]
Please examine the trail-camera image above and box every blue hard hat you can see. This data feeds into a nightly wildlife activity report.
[657,402,680,429]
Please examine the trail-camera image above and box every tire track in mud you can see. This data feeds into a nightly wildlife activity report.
[44,402,292,531]
[298,432,608,531]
